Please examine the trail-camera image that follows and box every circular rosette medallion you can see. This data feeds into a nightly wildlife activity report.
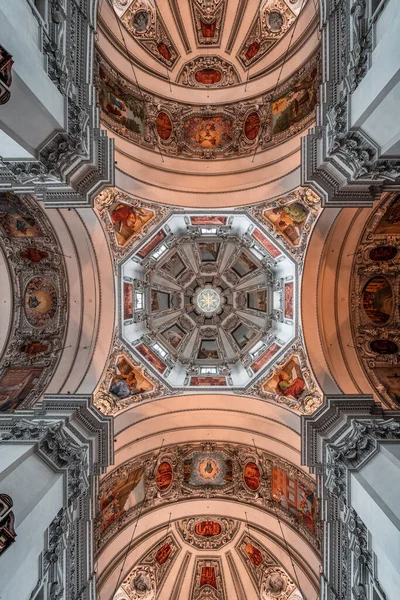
[198,457,221,481]
[197,288,221,313]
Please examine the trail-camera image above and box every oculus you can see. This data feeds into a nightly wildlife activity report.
[197,289,221,313]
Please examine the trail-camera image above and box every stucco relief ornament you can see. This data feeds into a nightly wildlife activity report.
[261,568,296,600]
[176,517,239,550]
[122,566,156,600]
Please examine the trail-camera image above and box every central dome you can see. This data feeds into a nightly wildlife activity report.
[196,288,221,313]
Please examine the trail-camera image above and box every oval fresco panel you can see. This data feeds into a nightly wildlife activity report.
[156,461,173,491]
[183,117,233,150]
[244,112,261,140]
[24,277,57,327]
[195,68,222,85]
[243,461,261,490]
[194,520,222,537]
[132,10,149,32]
[370,340,398,355]
[369,246,397,262]
[156,111,172,140]
[362,276,393,325]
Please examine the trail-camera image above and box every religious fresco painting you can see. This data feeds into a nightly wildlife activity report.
[0,192,42,238]
[183,117,233,150]
[136,344,167,374]
[244,111,261,140]
[370,340,398,355]
[198,242,220,262]
[284,282,294,319]
[20,341,49,357]
[231,324,257,349]
[252,228,281,258]
[99,466,144,532]
[232,253,258,277]
[272,68,318,135]
[161,324,186,349]
[184,452,233,487]
[109,356,153,400]
[98,67,145,136]
[198,339,219,359]
[195,521,222,537]
[374,367,400,404]
[24,277,58,327]
[251,343,281,373]
[200,566,217,589]
[155,542,172,565]
[247,290,267,312]
[375,194,400,234]
[161,252,186,278]
[0,367,43,412]
[369,245,398,261]
[263,357,306,400]
[123,282,133,320]
[362,277,393,325]
[156,111,173,140]
[137,230,166,258]
[271,466,317,533]
[244,541,263,566]
[262,202,309,246]
[156,462,173,491]
[151,290,170,312]
[19,247,49,263]
[243,462,261,491]
[190,216,227,226]
[109,201,155,247]
[190,377,227,386]
[195,68,222,85]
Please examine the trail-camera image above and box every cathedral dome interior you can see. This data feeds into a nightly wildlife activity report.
[0,1,400,600]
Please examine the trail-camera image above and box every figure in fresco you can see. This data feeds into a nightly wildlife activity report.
[155,542,172,565]
[100,467,144,532]
[195,521,221,537]
[20,248,49,263]
[243,462,261,490]
[156,462,173,491]
[264,202,308,246]
[276,371,305,399]
[110,203,147,230]
[244,542,263,566]
[0,192,42,238]
[157,42,172,62]
[109,356,152,400]
[20,341,48,356]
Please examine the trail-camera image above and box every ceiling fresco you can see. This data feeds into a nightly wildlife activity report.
[351,192,400,409]
[96,441,320,552]
[93,185,323,412]
[0,193,67,412]
[109,0,305,73]
[96,51,319,159]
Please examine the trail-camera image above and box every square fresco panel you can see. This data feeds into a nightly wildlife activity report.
[0,367,43,412]
[161,324,186,349]
[109,356,153,400]
[231,324,257,349]
[183,452,232,486]
[136,344,167,373]
[262,202,309,246]
[284,282,294,319]
[247,290,267,312]
[251,229,281,258]
[100,466,144,532]
[251,343,280,373]
[161,252,186,278]
[137,230,166,258]
[109,201,154,247]
[272,465,317,533]
[151,290,170,312]
[0,192,42,238]
[262,357,306,400]
[198,340,219,359]
[198,242,220,262]
[232,253,258,278]
[123,282,133,320]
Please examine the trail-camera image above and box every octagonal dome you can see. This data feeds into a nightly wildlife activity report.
[120,212,298,391]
